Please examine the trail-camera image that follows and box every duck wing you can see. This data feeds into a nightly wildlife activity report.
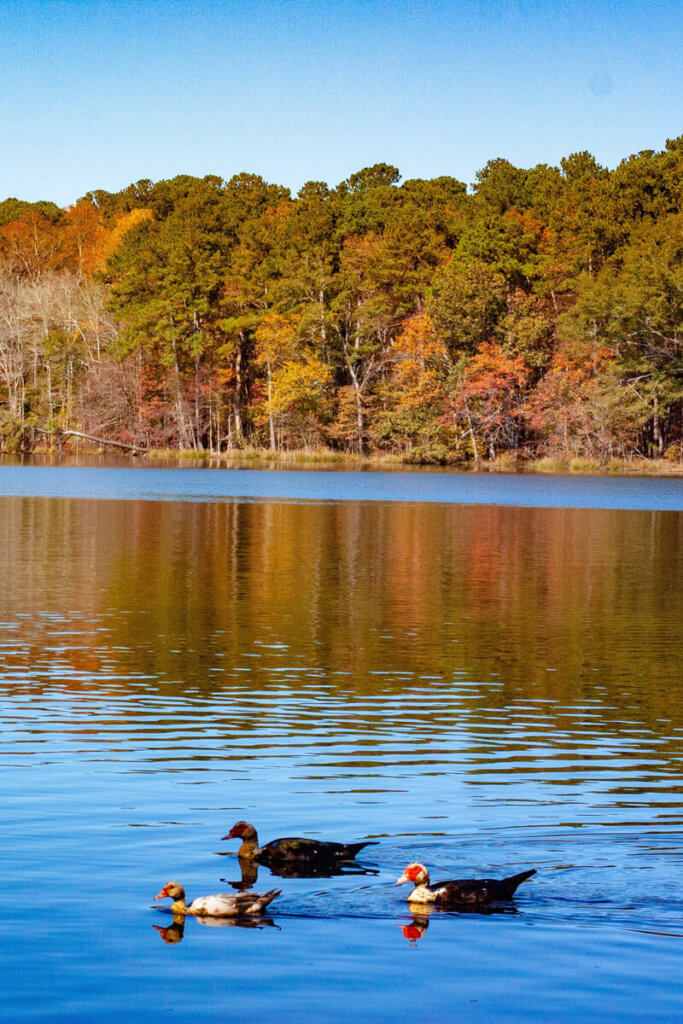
[259,837,376,865]
[433,869,535,905]
[188,889,281,917]
[257,837,321,864]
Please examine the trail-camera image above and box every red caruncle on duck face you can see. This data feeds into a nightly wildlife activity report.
[396,862,429,886]
[223,820,255,840]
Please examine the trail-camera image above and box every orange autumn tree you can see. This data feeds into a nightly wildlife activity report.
[0,210,61,278]
[523,343,644,459]
[449,341,530,461]
[58,201,109,276]
[381,312,452,451]
[392,312,448,407]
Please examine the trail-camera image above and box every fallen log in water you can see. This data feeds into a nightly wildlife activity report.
[35,427,146,455]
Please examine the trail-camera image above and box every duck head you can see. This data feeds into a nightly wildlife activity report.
[222,821,257,842]
[154,881,185,901]
[396,862,430,887]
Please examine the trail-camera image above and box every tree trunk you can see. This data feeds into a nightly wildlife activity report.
[464,398,479,465]
[343,337,364,454]
[319,289,328,362]
[347,362,364,454]
[653,393,664,456]
[194,354,200,450]
[36,427,145,454]
[267,361,276,451]
[234,333,245,444]
[171,337,192,449]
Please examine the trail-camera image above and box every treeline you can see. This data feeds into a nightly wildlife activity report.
[1,138,681,462]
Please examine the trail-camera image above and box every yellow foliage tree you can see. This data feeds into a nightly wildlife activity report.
[102,208,154,267]
[392,312,449,409]
[254,311,330,449]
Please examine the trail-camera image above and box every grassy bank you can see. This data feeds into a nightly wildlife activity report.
[143,446,414,468]
[140,447,683,475]
[521,455,683,476]
[5,441,682,475]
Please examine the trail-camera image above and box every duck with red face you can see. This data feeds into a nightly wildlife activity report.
[396,862,536,907]
[223,821,377,872]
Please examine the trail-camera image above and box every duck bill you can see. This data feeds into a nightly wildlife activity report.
[154,887,169,900]
[222,826,239,840]
[395,872,410,886]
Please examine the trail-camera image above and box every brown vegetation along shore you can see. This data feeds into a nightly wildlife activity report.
[5,443,681,477]
[1,138,681,465]
[145,447,683,475]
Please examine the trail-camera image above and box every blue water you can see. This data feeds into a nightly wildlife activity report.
[1,467,682,1023]
[0,463,681,509]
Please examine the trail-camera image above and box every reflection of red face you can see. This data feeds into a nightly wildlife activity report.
[402,923,424,943]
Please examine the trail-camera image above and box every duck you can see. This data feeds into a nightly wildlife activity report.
[154,881,280,917]
[223,821,377,871]
[396,862,536,907]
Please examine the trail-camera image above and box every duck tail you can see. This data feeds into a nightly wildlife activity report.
[340,841,378,860]
[502,869,536,897]
[256,888,281,912]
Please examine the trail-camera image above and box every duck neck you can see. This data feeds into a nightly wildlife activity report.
[238,835,260,860]
[171,897,188,915]
[408,884,436,904]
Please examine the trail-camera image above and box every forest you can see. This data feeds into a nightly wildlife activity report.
[0,137,681,465]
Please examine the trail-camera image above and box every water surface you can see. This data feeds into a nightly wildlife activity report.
[1,462,681,509]
[1,469,682,1022]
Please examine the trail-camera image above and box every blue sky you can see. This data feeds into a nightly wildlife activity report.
[1,0,681,205]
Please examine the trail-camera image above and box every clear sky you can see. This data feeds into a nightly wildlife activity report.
[1,0,681,206]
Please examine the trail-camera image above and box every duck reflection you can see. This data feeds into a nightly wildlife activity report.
[398,902,519,944]
[221,856,378,890]
[153,912,278,944]
[269,862,379,880]
[223,857,259,890]
[401,914,431,944]
[195,914,278,930]
[154,915,185,944]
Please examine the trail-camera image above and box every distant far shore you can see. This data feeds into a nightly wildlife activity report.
[3,445,682,478]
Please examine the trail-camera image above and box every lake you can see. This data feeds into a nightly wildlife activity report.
[1,465,682,1023]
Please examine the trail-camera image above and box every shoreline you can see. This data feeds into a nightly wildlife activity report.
[2,446,682,478]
